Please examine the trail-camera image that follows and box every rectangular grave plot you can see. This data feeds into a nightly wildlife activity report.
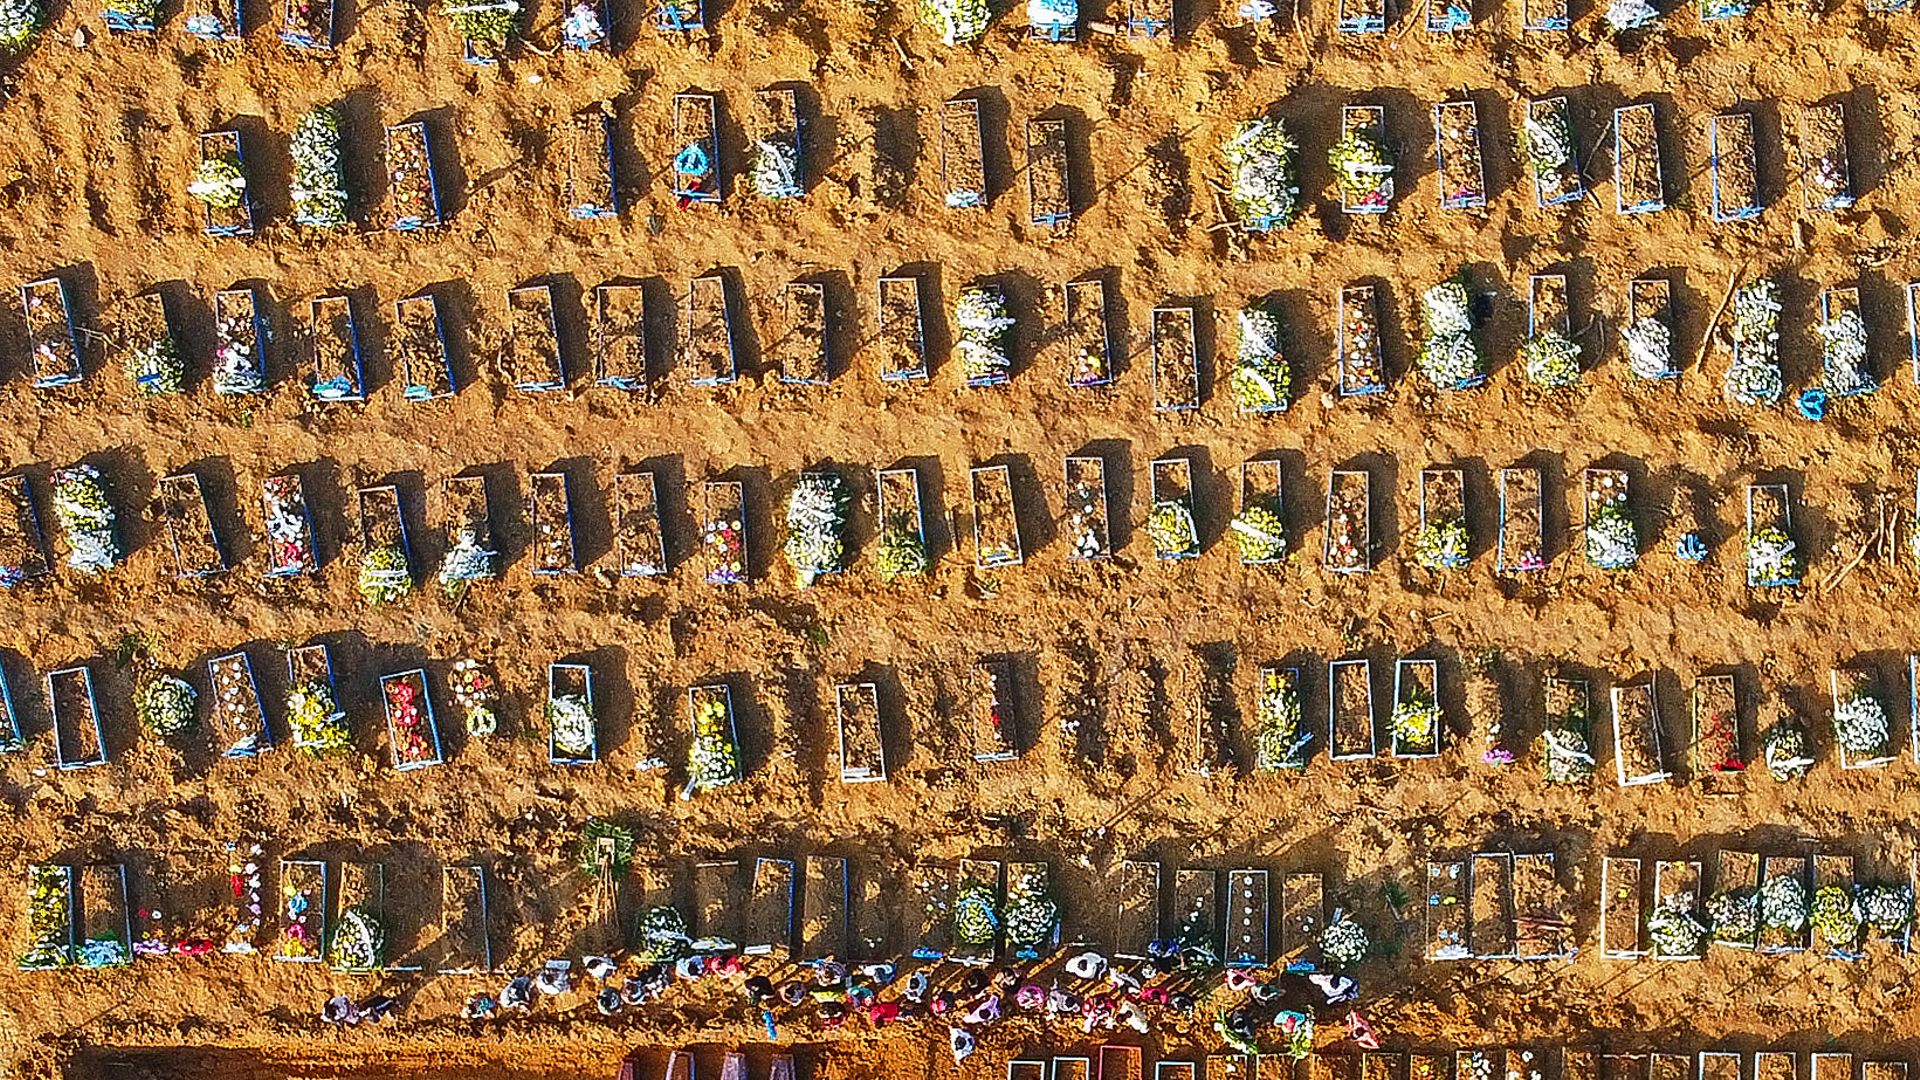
[1758,855,1810,953]
[672,94,721,204]
[1470,851,1516,958]
[198,131,256,237]
[1522,0,1569,29]
[438,864,492,973]
[1700,1054,1742,1080]
[1238,458,1285,566]
[593,284,647,391]
[1756,1056,1795,1080]
[564,111,619,219]
[1124,0,1171,34]
[1063,456,1111,561]
[1581,467,1631,572]
[1714,850,1761,949]
[395,295,455,401]
[953,858,1002,964]
[1612,682,1667,785]
[1514,852,1572,959]
[357,485,410,573]
[693,860,741,951]
[1006,862,1057,958]
[1173,868,1220,965]
[0,661,20,751]
[1625,277,1679,380]
[19,864,74,970]
[1027,118,1072,228]
[1434,101,1487,209]
[1100,1047,1143,1080]
[1224,868,1269,967]
[213,288,268,394]
[757,88,803,193]
[1811,1057,1851,1080]
[1149,457,1199,561]
[1863,1065,1905,1080]
[157,473,225,578]
[262,474,315,577]
[508,285,565,391]
[1411,1055,1452,1080]
[1600,856,1643,957]
[701,480,746,586]
[207,651,270,758]
[307,295,365,402]
[1258,1055,1297,1080]
[1061,278,1114,387]
[1208,1058,1251,1080]
[744,857,794,958]
[1419,467,1467,568]
[273,859,328,962]
[1114,859,1160,959]
[527,471,577,576]
[0,474,48,586]
[1364,1057,1406,1080]
[972,656,1018,762]
[21,278,81,387]
[1338,107,1394,213]
[1746,483,1797,586]
[971,464,1023,569]
[1530,273,1570,337]
[1337,0,1386,32]
[1280,871,1324,969]
[116,292,172,392]
[778,281,829,385]
[800,855,849,962]
[1565,1053,1599,1080]
[1614,105,1666,214]
[547,663,596,764]
[439,475,496,585]
[47,666,104,769]
[1392,658,1441,758]
[280,0,332,46]
[1425,860,1468,959]
[286,643,343,752]
[1056,1059,1093,1080]
[1325,469,1371,574]
[657,0,702,30]
[1801,103,1853,212]
[1425,0,1470,32]
[1812,853,1860,958]
[683,275,736,386]
[836,681,886,782]
[1329,658,1376,760]
[1709,113,1762,222]
[1652,859,1703,958]
[613,472,666,578]
[77,864,130,968]
[1497,467,1544,574]
[381,668,442,770]
[877,275,928,381]
[686,685,740,793]
[1013,1063,1047,1080]
[1652,1056,1691,1080]
[1821,287,1874,396]
[1456,1053,1499,1080]
[385,122,443,230]
[331,862,391,972]
[1338,285,1386,393]
[1157,1066,1196,1080]
[186,0,241,37]
[875,465,926,570]
[1606,1059,1649,1080]
[941,98,987,209]
[909,862,957,960]
[1691,673,1741,778]
[1151,306,1200,411]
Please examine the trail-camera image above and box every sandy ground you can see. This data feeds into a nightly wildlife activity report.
[7,0,1920,1074]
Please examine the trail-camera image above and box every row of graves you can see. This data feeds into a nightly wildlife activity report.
[13,258,1901,409]
[0,442,1849,593]
[159,94,1860,243]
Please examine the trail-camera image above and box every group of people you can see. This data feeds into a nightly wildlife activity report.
[431,942,1380,1061]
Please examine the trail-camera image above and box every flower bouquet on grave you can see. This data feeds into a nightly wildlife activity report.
[442,0,517,50]
[1147,500,1199,559]
[635,904,692,962]
[952,882,999,947]
[1604,0,1657,27]
[1834,690,1891,758]
[547,691,595,758]
[702,514,745,586]
[875,515,929,582]
[126,330,184,395]
[1761,718,1813,781]
[290,105,349,229]
[0,0,42,46]
[923,0,989,44]
[1232,305,1290,411]
[189,153,247,210]
[955,287,1014,388]
[1521,108,1576,195]
[784,473,850,587]
[750,139,803,200]
[135,665,197,737]
[286,676,348,754]
[562,0,605,45]
[1745,524,1799,589]
[438,525,498,595]
[450,659,499,737]
[1330,127,1392,210]
[1417,280,1484,390]
[385,675,438,768]
[1390,691,1441,751]
[1859,884,1913,937]
[1320,909,1368,966]
[1003,874,1059,954]
[1819,308,1875,397]
[1623,311,1674,381]
[1724,278,1784,406]
[51,465,117,573]
[262,477,313,572]
[328,906,385,971]
[1758,874,1808,941]
[276,880,322,961]
[1253,669,1307,768]
[1585,502,1638,570]
[1223,118,1300,229]
[1521,327,1581,389]
[1706,887,1757,945]
[19,866,72,970]
[214,306,265,394]
[1274,1010,1315,1061]
[685,695,739,795]
[357,543,412,606]
[223,843,263,954]
[1811,885,1863,950]
[1647,894,1707,957]
[1413,516,1470,571]
[1230,503,1286,563]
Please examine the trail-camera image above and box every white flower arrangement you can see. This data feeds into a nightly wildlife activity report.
[328,906,384,971]
[1232,307,1289,410]
[1758,874,1808,933]
[1725,278,1783,406]
[1223,118,1300,227]
[1707,889,1757,943]
[136,672,197,736]
[1521,112,1573,183]
[1746,525,1798,586]
[547,693,596,757]
[1623,316,1674,380]
[1819,309,1874,396]
[783,472,850,587]
[1585,503,1637,570]
[1647,895,1707,956]
[750,139,803,200]
[1762,720,1813,781]
[1604,0,1657,27]
[1859,884,1913,934]
[290,106,349,228]
[1003,874,1058,949]
[1027,0,1075,32]
[922,0,989,44]
[1833,692,1890,755]
[953,286,1014,387]
[51,466,117,573]
[1320,910,1368,965]
[1417,281,1481,388]
[1522,331,1581,388]
[437,526,498,592]
[0,0,42,47]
